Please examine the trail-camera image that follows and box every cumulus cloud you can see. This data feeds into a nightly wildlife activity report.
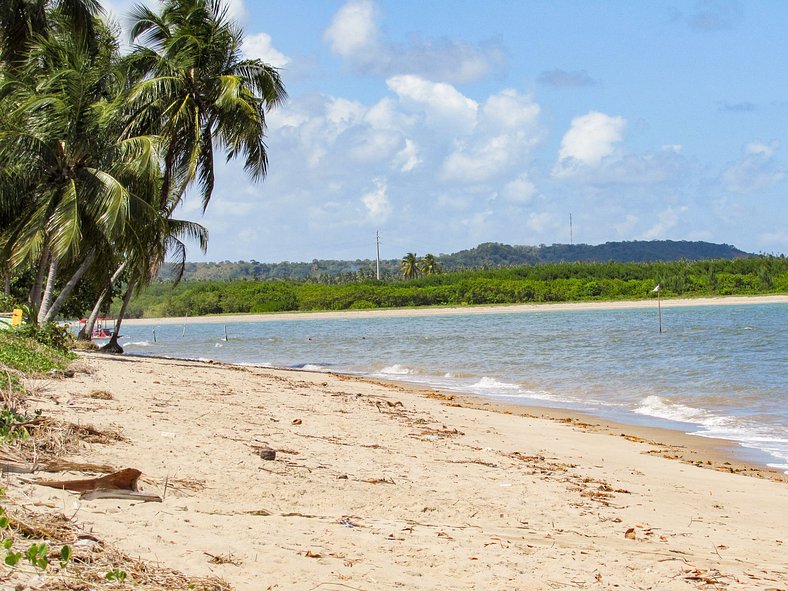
[526,212,554,233]
[323,0,379,58]
[721,140,785,193]
[641,205,688,239]
[502,175,538,204]
[323,0,505,83]
[553,112,626,177]
[439,89,542,184]
[361,179,392,223]
[538,68,596,88]
[394,139,421,172]
[243,32,289,67]
[387,75,479,133]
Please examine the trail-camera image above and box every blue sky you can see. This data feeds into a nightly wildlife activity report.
[106,0,788,262]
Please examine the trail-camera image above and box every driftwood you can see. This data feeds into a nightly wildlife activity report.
[81,490,162,502]
[32,468,162,502]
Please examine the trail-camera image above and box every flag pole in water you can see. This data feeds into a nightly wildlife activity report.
[652,284,662,333]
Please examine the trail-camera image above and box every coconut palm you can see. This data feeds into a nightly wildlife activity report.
[0,0,103,68]
[124,0,287,210]
[91,0,287,347]
[421,253,441,275]
[401,253,420,279]
[0,26,161,322]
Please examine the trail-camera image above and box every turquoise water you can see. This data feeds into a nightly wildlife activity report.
[113,303,787,471]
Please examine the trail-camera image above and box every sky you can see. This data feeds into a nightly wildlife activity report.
[104,0,788,262]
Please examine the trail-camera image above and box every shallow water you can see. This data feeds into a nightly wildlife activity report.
[111,303,787,471]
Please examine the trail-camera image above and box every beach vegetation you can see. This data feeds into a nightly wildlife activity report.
[0,0,286,346]
[123,256,788,318]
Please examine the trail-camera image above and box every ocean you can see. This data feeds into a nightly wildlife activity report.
[111,302,787,472]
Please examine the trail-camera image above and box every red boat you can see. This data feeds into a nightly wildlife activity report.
[78,317,119,339]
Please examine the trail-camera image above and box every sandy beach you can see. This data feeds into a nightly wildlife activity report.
[122,294,788,325]
[6,352,788,590]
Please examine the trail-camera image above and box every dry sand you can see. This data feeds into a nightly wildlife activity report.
[6,352,788,590]
[122,294,788,325]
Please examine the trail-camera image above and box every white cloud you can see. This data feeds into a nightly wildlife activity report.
[721,140,785,193]
[243,32,289,67]
[323,0,504,83]
[387,75,478,132]
[745,140,778,157]
[502,175,538,204]
[641,205,688,239]
[223,0,248,23]
[394,139,421,172]
[323,0,379,58]
[438,89,542,183]
[614,214,639,236]
[526,212,554,233]
[553,111,626,177]
[361,179,392,223]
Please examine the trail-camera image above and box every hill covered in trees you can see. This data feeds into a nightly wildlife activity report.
[127,256,786,318]
[158,240,753,283]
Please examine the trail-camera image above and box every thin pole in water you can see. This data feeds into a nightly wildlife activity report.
[182,313,187,337]
[224,324,228,341]
[152,327,157,343]
[652,283,662,333]
[376,230,381,281]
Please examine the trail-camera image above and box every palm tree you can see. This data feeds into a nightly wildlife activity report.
[401,253,420,279]
[124,0,287,211]
[91,0,287,348]
[0,26,161,323]
[0,0,103,68]
[421,253,441,275]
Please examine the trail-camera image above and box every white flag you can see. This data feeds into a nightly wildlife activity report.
[652,284,661,293]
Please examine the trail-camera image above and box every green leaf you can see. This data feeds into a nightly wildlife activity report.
[60,544,73,564]
[5,551,21,566]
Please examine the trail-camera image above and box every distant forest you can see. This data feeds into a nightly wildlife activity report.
[126,253,787,319]
[158,240,753,283]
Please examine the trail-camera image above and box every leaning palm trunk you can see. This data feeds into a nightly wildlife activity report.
[78,260,127,340]
[41,249,97,323]
[37,258,59,323]
[101,280,134,354]
[29,244,51,312]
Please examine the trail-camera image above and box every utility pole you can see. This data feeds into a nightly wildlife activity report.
[375,231,381,280]
[569,212,573,245]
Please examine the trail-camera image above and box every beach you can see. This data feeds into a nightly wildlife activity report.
[8,351,788,590]
[122,294,788,325]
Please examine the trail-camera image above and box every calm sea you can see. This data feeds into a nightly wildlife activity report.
[112,303,787,472]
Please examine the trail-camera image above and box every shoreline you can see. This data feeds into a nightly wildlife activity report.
[122,293,788,325]
[111,351,788,480]
[11,352,787,590]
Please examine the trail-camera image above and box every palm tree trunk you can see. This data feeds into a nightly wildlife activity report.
[78,260,127,340]
[100,279,135,354]
[37,257,58,324]
[29,243,51,312]
[41,249,97,323]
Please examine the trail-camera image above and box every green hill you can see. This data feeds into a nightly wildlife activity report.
[158,240,752,283]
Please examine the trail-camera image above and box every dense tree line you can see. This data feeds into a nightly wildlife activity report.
[0,0,285,349]
[124,257,788,318]
[156,240,755,283]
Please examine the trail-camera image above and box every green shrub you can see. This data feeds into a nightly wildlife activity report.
[13,322,74,353]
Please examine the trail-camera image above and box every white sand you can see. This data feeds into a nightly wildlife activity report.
[123,294,788,325]
[8,353,788,590]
